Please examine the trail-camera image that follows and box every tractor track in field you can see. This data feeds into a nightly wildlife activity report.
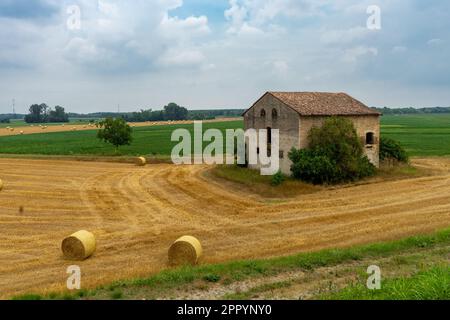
[0,157,449,298]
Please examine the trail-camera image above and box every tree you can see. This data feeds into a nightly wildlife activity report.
[164,103,188,121]
[96,118,133,152]
[24,103,48,123]
[289,117,376,184]
[48,106,69,123]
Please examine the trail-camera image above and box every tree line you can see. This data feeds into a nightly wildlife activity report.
[122,104,244,122]
[24,104,69,123]
[68,106,244,122]
[373,106,450,115]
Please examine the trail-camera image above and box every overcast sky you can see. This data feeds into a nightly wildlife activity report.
[0,0,449,113]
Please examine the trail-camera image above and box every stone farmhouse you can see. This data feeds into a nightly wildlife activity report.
[243,92,381,175]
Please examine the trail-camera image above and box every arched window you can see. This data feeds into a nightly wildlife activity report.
[272,109,278,120]
[260,109,266,118]
[366,132,375,145]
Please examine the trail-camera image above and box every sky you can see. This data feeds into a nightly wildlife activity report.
[0,0,449,113]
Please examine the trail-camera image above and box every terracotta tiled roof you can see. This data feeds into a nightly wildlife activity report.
[248,92,380,116]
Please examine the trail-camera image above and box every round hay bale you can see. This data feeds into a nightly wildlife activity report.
[135,157,146,166]
[20,131,24,135]
[168,236,202,266]
[62,230,96,261]
[0,179,3,191]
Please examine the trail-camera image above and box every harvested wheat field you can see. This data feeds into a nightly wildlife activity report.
[0,118,241,137]
[0,158,450,298]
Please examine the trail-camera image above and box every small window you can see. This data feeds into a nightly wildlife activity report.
[366,132,375,145]
[260,109,266,118]
[279,151,284,159]
[267,127,272,144]
[272,109,278,120]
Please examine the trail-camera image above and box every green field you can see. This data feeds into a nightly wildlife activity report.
[0,121,243,156]
[381,114,450,156]
[0,114,449,157]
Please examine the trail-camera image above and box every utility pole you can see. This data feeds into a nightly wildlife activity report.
[12,98,16,116]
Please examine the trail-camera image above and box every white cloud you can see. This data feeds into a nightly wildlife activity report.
[225,0,249,34]
[427,38,444,46]
[158,49,205,67]
[59,0,212,71]
[321,27,370,45]
[392,46,407,54]
[271,60,288,76]
[343,46,378,63]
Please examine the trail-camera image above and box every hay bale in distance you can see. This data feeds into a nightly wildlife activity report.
[168,236,202,266]
[135,157,146,166]
[62,230,96,261]
[0,179,3,191]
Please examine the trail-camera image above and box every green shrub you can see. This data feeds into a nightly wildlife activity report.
[110,289,123,300]
[357,156,377,179]
[380,137,409,163]
[271,171,286,186]
[289,117,376,184]
[203,274,221,283]
[289,149,339,184]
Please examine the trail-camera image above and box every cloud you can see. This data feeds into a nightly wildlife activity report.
[321,27,371,45]
[60,0,212,73]
[343,46,378,63]
[1,0,450,113]
[392,46,407,54]
[427,38,444,46]
[158,49,206,67]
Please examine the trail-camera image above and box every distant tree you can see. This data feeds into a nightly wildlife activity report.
[96,118,133,152]
[164,103,188,121]
[0,118,10,124]
[25,103,48,123]
[48,106,69,123]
